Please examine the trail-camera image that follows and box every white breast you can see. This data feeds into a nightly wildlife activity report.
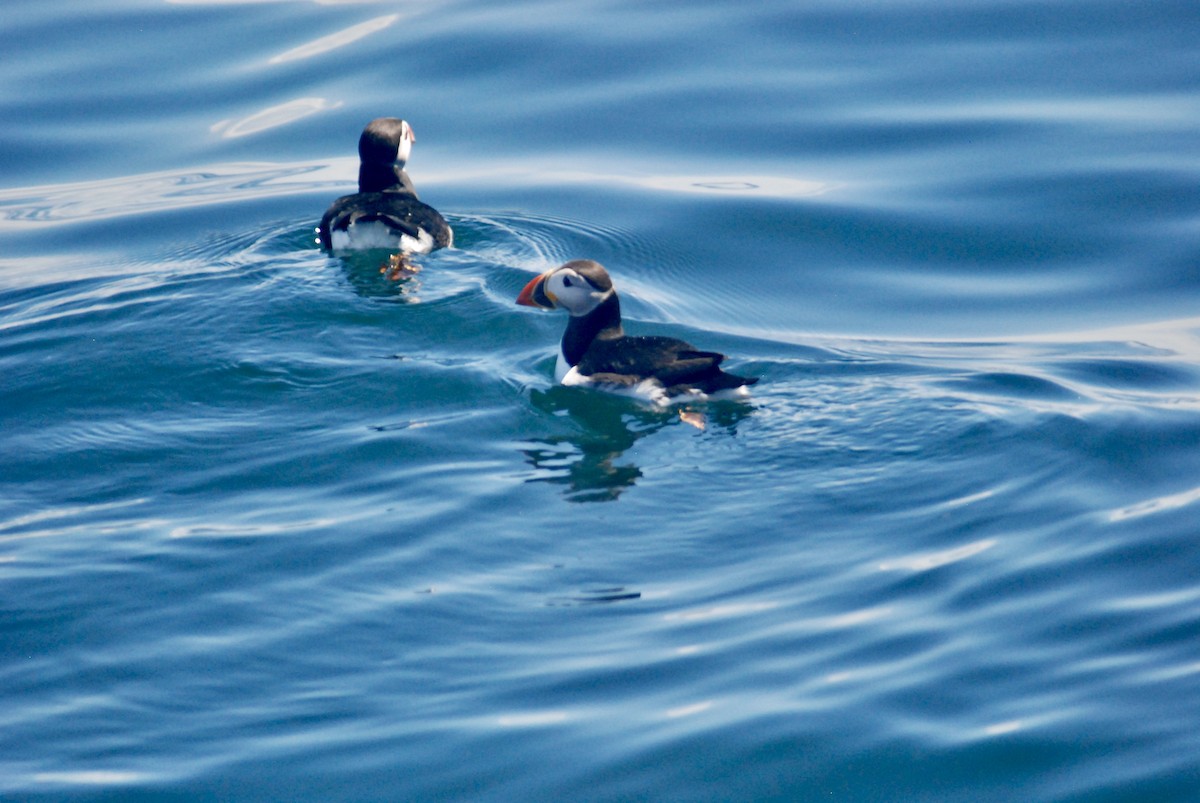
[554,348,572,383]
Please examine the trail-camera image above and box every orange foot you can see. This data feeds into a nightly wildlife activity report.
[381,253,422,281]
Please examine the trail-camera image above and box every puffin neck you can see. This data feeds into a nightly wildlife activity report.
[358,163,417,195]
[561,291,623,367]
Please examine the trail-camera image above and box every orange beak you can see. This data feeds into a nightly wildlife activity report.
[516,271,556,309]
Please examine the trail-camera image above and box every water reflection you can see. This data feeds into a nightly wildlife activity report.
[0,163,333,227]
[333,250,422,301]
[430,166,835,200]
[521,386,753,503]
[211,97,342,139]
[167,0,394,5]
[268,14,401,65]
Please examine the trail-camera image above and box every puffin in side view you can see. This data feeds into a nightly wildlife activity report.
[317,117,453,253]
[516,260,758,404]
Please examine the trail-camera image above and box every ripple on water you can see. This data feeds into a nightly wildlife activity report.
[452,211,674,272]
[3,92,1200,801]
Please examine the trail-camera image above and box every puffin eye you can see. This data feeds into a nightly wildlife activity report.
[562,275,573,288]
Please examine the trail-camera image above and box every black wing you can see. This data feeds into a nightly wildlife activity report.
[579,335,756,392]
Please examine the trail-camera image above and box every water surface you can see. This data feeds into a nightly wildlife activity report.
[3,1,1200,800]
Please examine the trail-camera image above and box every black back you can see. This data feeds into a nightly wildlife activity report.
[318,191,452,250]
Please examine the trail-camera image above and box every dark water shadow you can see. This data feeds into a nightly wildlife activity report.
[521,385,754,503]
[545,587,643,606]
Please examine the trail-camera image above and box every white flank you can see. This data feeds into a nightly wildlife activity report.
[558,364,750,407]
[330,221,434,253]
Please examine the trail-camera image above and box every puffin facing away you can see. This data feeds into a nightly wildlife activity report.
[317,117,452,253]
[516,260,758,405]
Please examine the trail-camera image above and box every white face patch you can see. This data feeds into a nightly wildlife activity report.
[395,122,414,164]
[545,268,610,316]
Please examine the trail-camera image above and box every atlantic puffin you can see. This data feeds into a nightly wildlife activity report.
[516,260,758,404]
[317,117,452,253]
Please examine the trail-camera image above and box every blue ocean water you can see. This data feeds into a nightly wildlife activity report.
[3,0,1200,799]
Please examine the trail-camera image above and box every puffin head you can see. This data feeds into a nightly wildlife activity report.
[359,117,415,168]
[516,259,615,317]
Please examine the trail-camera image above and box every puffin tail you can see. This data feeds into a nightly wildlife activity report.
[712,371,759,391]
